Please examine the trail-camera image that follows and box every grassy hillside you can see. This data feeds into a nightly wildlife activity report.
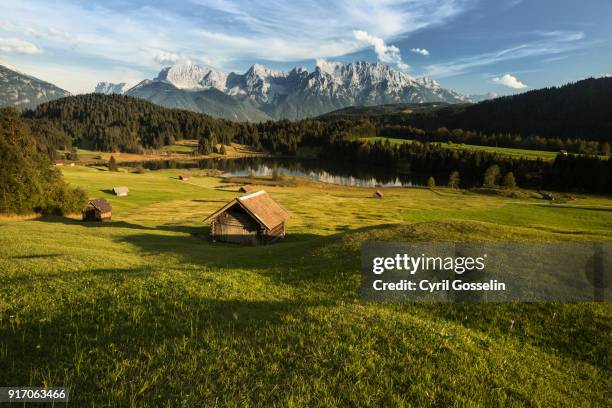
[364,137,561,161]
[0,166,610,406]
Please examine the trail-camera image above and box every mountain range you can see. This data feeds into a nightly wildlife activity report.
[0,62,70,110]
[0,60,489,121]
[97,60,473,121]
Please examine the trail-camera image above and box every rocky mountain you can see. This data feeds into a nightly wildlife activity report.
[126,60,470,121]
[0,62,70,110]
[94,81,130,94]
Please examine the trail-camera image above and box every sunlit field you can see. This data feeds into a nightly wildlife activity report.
[1,166,610,406]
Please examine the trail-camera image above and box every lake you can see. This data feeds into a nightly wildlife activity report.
[121,157,449,187]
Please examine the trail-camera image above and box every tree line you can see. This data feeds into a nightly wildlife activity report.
[0,108,86,215]
[377,125,609,155]
[20,93,612,194]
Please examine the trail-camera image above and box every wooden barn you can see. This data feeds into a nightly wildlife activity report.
[179,175,190,181]
[112,186,129,196]
[374,190,384,198]
[239,185,255,193]
[82,198,112,221]
[205,190,288,245]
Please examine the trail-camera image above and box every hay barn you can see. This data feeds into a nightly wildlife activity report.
[239,185,255,193]
[374,190,384,198]
[179,175,189,180]
[112,186,129,196]
[82,198,112,221]
[205,190,288,245]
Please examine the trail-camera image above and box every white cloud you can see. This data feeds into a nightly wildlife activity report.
[492,73,528,89]
[353,30,409,70]
[153,51,180,65]
[0,37,41,54]
[423,30,586,78]
[410,48,430,56]
[0,0,475,91]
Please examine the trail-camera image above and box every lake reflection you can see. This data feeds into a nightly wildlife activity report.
[121,157,443,187]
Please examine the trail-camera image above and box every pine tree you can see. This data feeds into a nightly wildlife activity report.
[501,172,517,189]
[448,171,460,188]
[427,176,436,188]
[198,137,211,155]
[108,155,118,172]
[483,165,500,188]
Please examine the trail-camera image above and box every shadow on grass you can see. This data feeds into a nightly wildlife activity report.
[10,254,62,259]
[0,287,321,405]
[36,216,155,231]
[36,216,203,236]
[191,199,228,203]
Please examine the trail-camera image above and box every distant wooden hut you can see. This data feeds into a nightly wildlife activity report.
[52,160,64,166]
[205,190,288,245]
[112,186,129,196]
[374,190,384,198]
[179,175,190,181]
[239,185,255,193]
[82,198,112,221]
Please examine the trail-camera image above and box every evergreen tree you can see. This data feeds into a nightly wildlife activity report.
[108,155,119,172]
[69,146,79,161]
[198,137,211,155]
[483,165,501,188]
[427,176,436,188]
[501,172,517,189]
[0,108,86,215]
[448,171,460,188]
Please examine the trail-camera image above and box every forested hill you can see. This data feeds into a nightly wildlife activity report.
[23,93,241,152]
[321,77,612,142]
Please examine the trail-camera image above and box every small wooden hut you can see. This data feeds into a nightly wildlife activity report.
[82,198,112,221]
[239,185,255,193]
[112,186,129,196]
[374,190,384,198]
[205,190,288,245]
[179,175,190,181]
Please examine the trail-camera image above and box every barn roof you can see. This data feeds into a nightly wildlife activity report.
[86,198,112,213]
[113,186,129,195]
[239,185,255,192]
[205,190,288,231]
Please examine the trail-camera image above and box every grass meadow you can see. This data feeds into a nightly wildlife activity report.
[364,137,573,161]
[0,165,611,406]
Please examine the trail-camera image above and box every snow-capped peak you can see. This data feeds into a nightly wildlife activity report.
[128,60,469,118]
[155,61,227,91]
[94,82,130,94]
[247,63,286,79]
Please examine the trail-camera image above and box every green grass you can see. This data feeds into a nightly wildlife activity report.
[1,165,610,406]
[365,137,564,160]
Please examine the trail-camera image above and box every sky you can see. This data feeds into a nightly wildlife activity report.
[0,0,610,95]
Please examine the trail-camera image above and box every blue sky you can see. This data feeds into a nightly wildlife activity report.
[0,0,610,95]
